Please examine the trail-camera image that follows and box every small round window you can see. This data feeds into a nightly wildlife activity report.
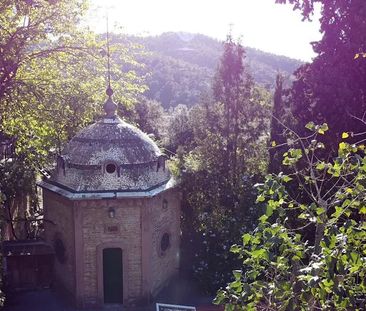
[160,233,170,252]
[106,163,116,174]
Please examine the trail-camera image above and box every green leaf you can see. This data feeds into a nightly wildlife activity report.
[242,233,251,245]
[316,207,325,215]
[342,132,349,139]
[266,204,274,217]
[257,194,266,203]
[251,249,269,260]
[298,213,308,219]
[350,252,360,263]
[342,199,351,208]
[316,162,325,170]
[259,214,268,223]
[256,195,265,203]
[233,270,242,280]
[230,280,242,288]
[332,206,343,218]
[339,142,347,150]
[305,121,315,130]
[318,123,329,134]
[230,244,241,253]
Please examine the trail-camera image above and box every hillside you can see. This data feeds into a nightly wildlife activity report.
[121,32,303,108]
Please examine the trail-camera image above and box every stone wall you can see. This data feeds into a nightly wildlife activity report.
[43,189,76,300]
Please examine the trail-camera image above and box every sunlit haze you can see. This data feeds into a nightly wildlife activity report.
[86,0,321,62]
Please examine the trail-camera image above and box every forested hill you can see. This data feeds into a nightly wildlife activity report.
[124,32,303,108]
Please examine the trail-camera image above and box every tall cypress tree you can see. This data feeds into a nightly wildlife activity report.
[212,35,259,188]
[268,73,286,173]
[180,36,270,293]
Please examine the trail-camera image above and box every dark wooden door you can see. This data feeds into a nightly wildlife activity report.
[103,248,123,303]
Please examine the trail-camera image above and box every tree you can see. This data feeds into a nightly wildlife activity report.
[275,0,316,19]
[119,97,166,140]
[0,1,146,241]
[274,0,366,153]
[165,104,194,153]
[215,123,366,310]
[211,35,270,186]
[178,36,271,293]
[269,74,286,173]
[0,0,91,246]
[0,1,146,158]
[0,0,88,102]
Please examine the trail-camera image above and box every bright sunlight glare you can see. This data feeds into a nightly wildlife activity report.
[86,0,321,62]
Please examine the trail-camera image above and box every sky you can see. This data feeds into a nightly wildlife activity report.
[86,0,322,62]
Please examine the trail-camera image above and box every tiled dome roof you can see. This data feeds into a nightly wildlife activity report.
[47,96,170,193]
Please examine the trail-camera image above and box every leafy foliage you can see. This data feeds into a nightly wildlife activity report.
[0,1,146,162]
[273,0,366,154]
[215,124,366,310]
[119,96,165,140]
[164,104,195,153]
[0,2,147,305]
[0,1,146,241]
[177,37,271,293]
[0,157,41,240]
[143,53,211,108]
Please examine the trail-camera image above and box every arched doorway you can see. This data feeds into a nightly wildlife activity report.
[103,248,123,303]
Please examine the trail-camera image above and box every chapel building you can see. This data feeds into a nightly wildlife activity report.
[38,90,181,308]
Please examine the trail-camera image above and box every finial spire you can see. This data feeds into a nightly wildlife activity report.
[103,10,117,118]
[106,12,112,96]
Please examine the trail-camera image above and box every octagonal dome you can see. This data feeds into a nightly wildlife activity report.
[62,117,162,166]
[46,100,171,194]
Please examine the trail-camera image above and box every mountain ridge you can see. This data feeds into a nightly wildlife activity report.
[122,32,304,107]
